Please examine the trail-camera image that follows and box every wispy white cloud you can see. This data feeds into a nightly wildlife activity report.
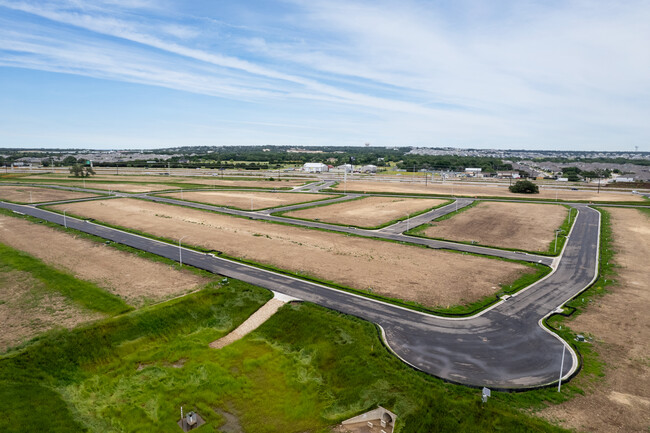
[0,0,648,149]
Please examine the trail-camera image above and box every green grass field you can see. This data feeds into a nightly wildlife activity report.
[0,278,572,433]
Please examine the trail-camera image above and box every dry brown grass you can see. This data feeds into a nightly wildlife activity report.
[51,198,534,309]
[538,208,650,433]
[0,269,104,352]
[422,201,568,251]
[0,185,99,203]
[283,196,446,227]
[333,181,644,202]
[159,190,336,210]
[0,215,210,307]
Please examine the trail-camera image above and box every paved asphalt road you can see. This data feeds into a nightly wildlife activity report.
[0,199,599,389]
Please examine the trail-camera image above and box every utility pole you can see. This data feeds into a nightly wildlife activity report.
[179,236,188,266]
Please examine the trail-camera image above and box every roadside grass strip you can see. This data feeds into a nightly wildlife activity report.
[0,242,131,316]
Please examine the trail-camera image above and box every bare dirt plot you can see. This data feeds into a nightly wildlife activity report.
[159,190,336,210]
[421,201,567,252]
[538,208,650,433]
[0,185,99,203]
[333,181,644,202]
[0,269,104,352]
[51,198,535,309]
[0,216,210,307]
[283,196,447,227]
[67,182,185,193]
[23,174,307,188]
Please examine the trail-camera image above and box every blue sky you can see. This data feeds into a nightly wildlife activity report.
[0,0,648,151]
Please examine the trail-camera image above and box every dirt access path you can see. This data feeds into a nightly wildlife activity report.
[333,181,644,202]
[0,269,104,352]
[0,185,99,203]
[51,198,533,309]
[538,208,650,433]
[159,190,336,210]
[0,215,209,307]
[422,201,567,252]
[283,196,447,227]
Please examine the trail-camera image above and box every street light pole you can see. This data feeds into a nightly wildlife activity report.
[554,229,561,253]
[63,208,69,228]
[179,235,188,266]
[558,344,566,392]
[405,213,410,231]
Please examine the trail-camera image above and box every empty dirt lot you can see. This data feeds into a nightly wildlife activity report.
[0,269,103,352]
[0,215,209,307]
[539,208,650,433]
[22,174,306,188]
[422,201,568,252]
[159,190,336,210]
[283,196,447,227]
[0,185,99,203]
[333,181,644,202]
[51,198,535,309]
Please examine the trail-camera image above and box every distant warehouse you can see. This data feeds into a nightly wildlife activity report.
[302,162,329,173]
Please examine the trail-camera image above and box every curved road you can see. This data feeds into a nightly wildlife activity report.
[0,199,599,389]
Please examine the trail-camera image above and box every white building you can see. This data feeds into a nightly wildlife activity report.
[360,164,377,173]
[465,168,482,177]
[302,162,329,173]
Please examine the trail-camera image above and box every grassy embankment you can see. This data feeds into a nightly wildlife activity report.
[0,242,131,317]
[0,281,571,433]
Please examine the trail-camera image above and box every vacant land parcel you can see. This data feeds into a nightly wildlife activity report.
[0,215,209,307]
[421,201,568,252]
[159,190,336,210]
[51,198,535,308]
[0,185,99,203]
[21,174,307,188]
[539,208,650,433]
[283,196,447,227]
[333,181,644,202]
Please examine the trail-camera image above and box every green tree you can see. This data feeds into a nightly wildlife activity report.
[69,164,96,178]
[509,180,539,194]
[62,156,78,166]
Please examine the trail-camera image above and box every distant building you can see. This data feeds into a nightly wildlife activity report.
[614,177,635,182]
[302,162,328,173]
[360,164,377,173]
[465,168,482,177]
[496,171,520,179]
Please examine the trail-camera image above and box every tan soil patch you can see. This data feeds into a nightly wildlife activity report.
[0,216,209,307]
[0,185,99,203]
[0,269,103,352]
[422,202,567,252]
[51,198,534,308]
[159,191,336,210]
[538,208,650,433]
[333,181,644,202]
[210,298,286,349]
[284,196,447,227]
[65,182,181,193]
[24,175,306,188]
